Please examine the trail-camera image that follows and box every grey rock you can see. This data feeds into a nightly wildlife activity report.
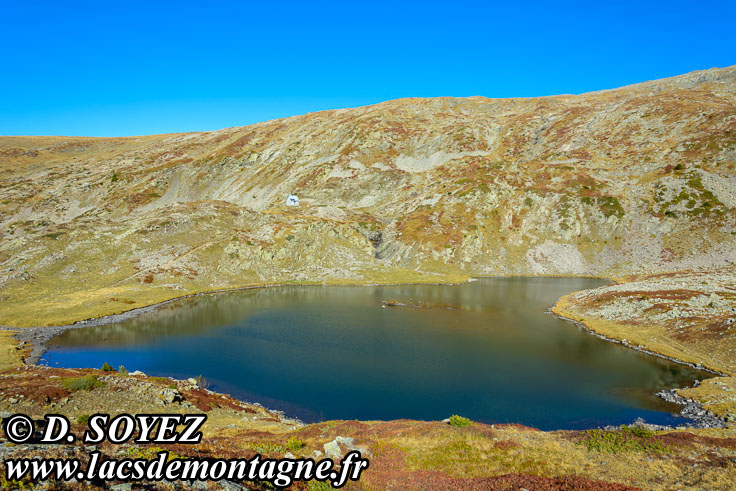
[323,439,342,459]
[656,389,726,429]
[323,436,372,460]
[218,480,247,491]
[335,436,354,446]
[162,388,182,404]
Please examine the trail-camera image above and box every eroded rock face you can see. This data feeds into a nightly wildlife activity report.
[1,66,735,325]
[526,242,586,275]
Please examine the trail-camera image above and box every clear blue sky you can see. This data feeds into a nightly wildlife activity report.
[1,0,734,136]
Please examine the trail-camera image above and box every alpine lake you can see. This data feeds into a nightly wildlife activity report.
[42,277,707,430]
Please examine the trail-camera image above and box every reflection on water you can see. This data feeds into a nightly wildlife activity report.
[44,278,706,429]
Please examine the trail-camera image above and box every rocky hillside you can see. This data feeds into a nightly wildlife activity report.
[1,65,735,326]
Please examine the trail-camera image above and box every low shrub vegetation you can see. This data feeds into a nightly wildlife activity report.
[61,375,105,392]
[306,481,333,491]
[286,436,305,452]
[251,441,286,454]
[580,426,668,454]
[194,374,209,389]
[125,446,182,461]
[448,415,473,428]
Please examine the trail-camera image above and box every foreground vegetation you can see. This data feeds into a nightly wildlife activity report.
[0,365,734,490]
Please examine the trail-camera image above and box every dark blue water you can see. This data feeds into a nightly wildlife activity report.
[42,278,705,430]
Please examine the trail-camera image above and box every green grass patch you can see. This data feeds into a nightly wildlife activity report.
[286,436,305,452]
[251,441,286,454]
[0,476,33,490]
[61,375,105,392]
[622,425,655,438]
[597,196,624,218]
[581,195,625,218]
[448,415,473,428]
[579,426,668,454]
[125,446,183,461]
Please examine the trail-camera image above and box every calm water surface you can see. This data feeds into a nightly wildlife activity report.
[43,278,705,429]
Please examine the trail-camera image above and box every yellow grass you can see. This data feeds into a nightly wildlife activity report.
[0,330,24,371]
[0,272,470,329]
[552,294,735,376]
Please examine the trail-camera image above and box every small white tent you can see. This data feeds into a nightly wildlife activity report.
[286,194,299,206]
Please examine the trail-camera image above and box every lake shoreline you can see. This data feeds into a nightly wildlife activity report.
[548,268,736,430]
[12,272,714,379]
[549,303,727,430]
[4,277,476,365]
[549,305,725,377]
[23,275,728,431]
[2,273,606,365]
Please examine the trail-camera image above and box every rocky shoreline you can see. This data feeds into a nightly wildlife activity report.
[656,387,726,429]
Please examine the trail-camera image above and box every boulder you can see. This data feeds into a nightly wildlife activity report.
[323,436,372,459]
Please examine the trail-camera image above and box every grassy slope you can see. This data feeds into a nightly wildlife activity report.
[0,330,23,371]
